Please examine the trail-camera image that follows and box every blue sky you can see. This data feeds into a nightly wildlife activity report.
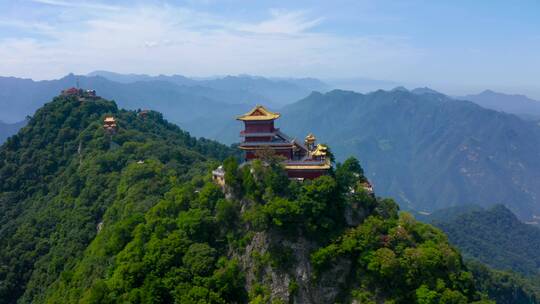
[0,0,539,97]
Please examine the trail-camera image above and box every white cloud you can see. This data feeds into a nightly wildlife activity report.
[237,9,323,35]
[31,0,121,11]
[0,3,422,80]
[0,19,55,32]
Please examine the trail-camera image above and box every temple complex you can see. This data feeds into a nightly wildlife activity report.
[61,87,99,101]
[236,105,331,180]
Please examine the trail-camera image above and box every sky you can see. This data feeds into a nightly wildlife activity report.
[0,0,539,97]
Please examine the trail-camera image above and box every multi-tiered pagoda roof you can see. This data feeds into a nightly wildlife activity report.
[237,105,281,121]
[236,105,331,180]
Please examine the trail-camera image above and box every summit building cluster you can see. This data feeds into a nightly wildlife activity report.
[236,105,331,180]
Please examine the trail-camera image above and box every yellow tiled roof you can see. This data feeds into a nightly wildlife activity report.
[305,133,316,142]
[237,105,280,121]
[311,144,328,157]
[285,163,331,170]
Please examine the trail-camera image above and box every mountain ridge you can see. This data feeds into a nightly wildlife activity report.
[277,89,540,220]
[87,70,330,107]
[459,90,540,120]
[420,204,540,298]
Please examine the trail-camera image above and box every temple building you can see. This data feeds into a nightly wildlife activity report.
[61,87,99,100]
[212,165,226,187]
[236,105,331,180]
[103,116,117,134]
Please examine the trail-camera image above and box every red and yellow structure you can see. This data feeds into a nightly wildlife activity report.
[236,105,331,180]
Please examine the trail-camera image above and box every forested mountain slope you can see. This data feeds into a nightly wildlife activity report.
[0,95,233,303]
[426,205,540,277]
[420,205,540,301]
[275,90,540,221]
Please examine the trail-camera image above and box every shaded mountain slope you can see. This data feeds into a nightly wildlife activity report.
[461,90,540,120]
[421,205,540,301]
[276,90,540,220]
[426,205,540,277]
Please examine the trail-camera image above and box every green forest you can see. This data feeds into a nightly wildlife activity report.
[0,95,537,303]
[422,205,540,300]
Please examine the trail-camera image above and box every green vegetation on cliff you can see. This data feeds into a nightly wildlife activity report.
[0,95,232,303]
[44,155,492,303]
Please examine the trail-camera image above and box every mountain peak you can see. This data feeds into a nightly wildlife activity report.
[480,89,496,94]
[411,87,443,96]
[463,89,540,119]
[391,86,409,92]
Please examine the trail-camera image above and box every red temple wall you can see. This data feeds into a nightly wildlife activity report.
[245,136,272,142]
[244,121,274,133]
[287,170,326,179]
[246,151,256,160]
[276,149,292,159]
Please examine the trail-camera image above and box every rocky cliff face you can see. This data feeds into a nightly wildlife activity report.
[239,230,352,303]
[235,198,369,304]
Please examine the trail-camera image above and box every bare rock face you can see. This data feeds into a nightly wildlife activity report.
[237,230,352,304]
[233,193,369,303]
[344,201,369,227]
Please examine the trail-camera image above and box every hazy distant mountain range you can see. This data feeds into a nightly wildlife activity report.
[324,77,402,93]
[411,87,540,120]
[0,120,25,143]
[459,90,540,120]
[0,74,235,127]
[87,70,330,107]
[2,72,540,220]
[2,71,539,124]
[0,72,329,125]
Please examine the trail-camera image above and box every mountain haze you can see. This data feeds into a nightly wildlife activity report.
[88,71,329,107]
[460,90,540,120]
[0,120,25,143]
[0,73,329,132]
[276,90,540,220]
[0,74,252,125]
